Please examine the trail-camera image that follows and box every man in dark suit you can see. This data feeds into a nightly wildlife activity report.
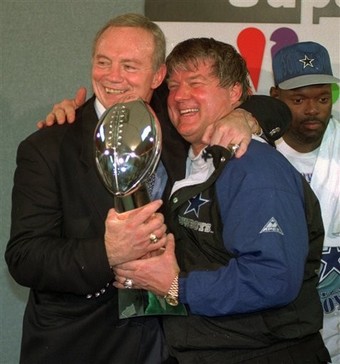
[5,13,290,364]
[6,13,174,364]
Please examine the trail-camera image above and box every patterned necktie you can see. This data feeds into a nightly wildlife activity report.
[146,172,156,199]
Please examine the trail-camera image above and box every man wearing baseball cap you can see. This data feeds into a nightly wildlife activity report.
[271,41,340,363]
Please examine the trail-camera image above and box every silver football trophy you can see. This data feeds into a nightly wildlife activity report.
[94,98,161,210]
[94,99,186,318]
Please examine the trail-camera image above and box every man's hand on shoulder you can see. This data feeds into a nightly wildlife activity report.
[202,108,259,158]
[36,87,87,129]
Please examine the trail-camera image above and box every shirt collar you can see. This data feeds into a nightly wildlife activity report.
[94,98,106,119]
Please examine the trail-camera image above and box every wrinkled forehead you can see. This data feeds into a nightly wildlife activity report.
[280,83,333,96]
[167,57,214,77]
[94,26,155,54]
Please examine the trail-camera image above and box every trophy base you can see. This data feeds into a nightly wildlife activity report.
[119,289,187,319]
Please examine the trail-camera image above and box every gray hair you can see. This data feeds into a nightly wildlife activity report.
[92,13,166,71]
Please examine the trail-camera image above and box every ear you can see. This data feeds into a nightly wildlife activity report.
[270,86,279,98]
[230,83,243,106]
[151,64,167,90]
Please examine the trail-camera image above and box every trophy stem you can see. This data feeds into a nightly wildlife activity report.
[113,184,151,212]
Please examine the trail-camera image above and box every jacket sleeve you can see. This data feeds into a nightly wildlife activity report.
[5,132,113,296]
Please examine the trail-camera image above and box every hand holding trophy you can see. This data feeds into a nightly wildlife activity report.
[94,99,186,318]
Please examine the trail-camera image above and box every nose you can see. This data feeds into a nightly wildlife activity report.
[304,99,320,116]
[107,64,124,82]
[172,83,190,101]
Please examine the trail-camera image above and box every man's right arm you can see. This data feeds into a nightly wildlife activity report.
[5,135,167,295]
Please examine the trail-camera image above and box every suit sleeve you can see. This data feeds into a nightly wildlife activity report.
[5,136,113,296]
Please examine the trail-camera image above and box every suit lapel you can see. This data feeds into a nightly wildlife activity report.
[78,96,115,220]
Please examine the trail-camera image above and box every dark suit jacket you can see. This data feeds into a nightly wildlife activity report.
[5,88,187,364]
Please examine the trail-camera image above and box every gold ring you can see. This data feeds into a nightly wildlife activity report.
[149,233,158,244]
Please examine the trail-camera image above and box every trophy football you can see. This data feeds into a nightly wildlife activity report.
[94,99,186,318]
[94,98,161,210]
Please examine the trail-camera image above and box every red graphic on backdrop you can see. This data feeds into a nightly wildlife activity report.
[237,28,265,91]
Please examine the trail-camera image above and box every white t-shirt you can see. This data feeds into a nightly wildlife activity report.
[276,125,340,362]
[275,139,318,184]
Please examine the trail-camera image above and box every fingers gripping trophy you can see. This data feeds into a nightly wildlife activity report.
[94,99,186,318]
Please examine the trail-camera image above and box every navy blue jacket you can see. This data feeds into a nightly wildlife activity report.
[164,141,325,363]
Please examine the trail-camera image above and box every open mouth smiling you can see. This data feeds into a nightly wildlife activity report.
[179,108,199,115]
[105,87,126,94]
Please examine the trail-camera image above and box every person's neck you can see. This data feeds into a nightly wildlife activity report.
[282,134,322,153]
[192,143,208,156]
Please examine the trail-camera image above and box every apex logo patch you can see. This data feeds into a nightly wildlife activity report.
[259,217,284,235]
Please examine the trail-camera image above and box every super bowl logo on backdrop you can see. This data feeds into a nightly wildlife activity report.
[236,27,339,103]
[146,0,340,107]
[236,27,298,91]
[145,0,339,23]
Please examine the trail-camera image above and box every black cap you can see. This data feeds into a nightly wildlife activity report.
[239,95,292,145]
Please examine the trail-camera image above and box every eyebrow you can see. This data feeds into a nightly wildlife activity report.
[288,89,332,97]
[187,74,207,81]
[95,54,144,65]
[168,73,208,83]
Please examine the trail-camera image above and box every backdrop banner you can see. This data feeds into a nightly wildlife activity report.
[145,0,340,117]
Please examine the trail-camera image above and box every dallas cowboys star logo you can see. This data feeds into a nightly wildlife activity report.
[184,193,209,218]
[319,247,340,282]
[299,55,314,68]
[202,149,213,161]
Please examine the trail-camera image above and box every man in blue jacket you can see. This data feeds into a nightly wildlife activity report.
[113,38,331,363]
